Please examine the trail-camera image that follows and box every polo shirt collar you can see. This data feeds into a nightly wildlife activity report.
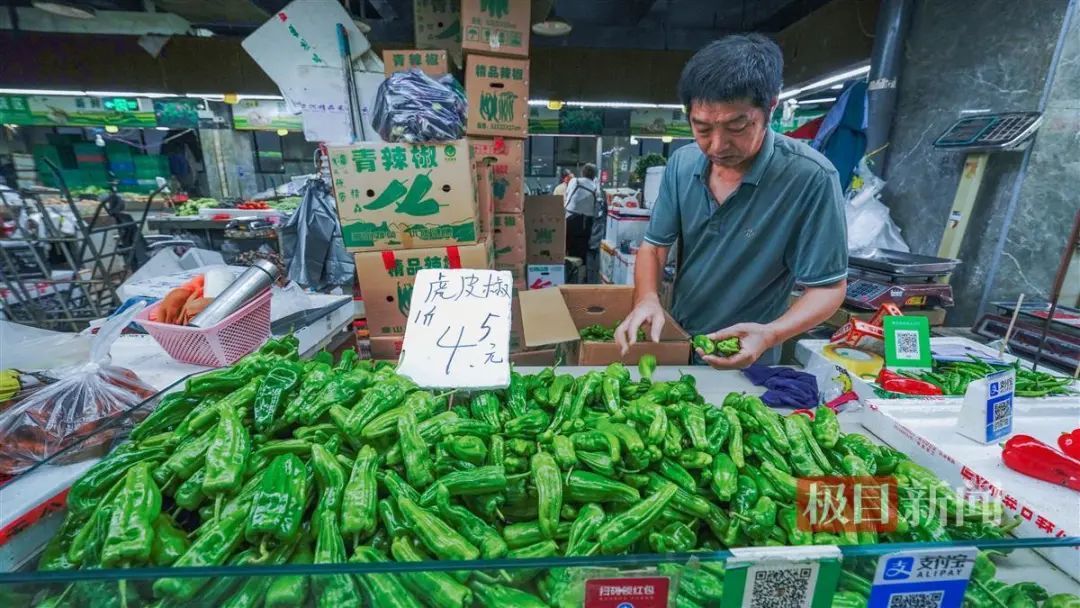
[694,128,776,186]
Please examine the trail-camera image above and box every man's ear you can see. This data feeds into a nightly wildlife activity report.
[768,98,779,114]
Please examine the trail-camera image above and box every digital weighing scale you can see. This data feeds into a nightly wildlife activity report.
[845,249,959,311]
[932,111,1043,260]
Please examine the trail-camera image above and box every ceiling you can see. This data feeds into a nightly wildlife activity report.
[4,0,839,49]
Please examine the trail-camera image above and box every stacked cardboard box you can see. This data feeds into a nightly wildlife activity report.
[524,195,567,289]
[463,0,530,294]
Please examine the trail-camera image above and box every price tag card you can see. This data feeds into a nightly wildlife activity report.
[722,546,842,608]
[883,316,932,372]
[396,269,513,389]
[583,576,671,608]
[867,547,978,608]
[956,368,1014,443]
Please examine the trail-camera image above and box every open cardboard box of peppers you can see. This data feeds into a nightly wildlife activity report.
[15,335,1079,607]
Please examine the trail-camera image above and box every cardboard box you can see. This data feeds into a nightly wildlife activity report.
[461,0,530,57]
[518,285,691,365]
[496,261,526,292]
[414,0,462,68]
[327,141,479,252]
[605,207,652,251]
[493,212,526,265]
[527,264,565,290]
[383,49,449,77]
[599,240,616,284]
[524,195,566,264]
[510,349,557,366]
[466,55,529,139]
[369,335,404,361]
[474,161,495,242]
[469,138,524,212]
[612,249,637,286]
[355,239,493,336]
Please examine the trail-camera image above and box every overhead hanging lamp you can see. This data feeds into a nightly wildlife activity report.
[532,3,572,37]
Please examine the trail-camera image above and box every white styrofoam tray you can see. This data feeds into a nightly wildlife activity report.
[861,397,1080,580]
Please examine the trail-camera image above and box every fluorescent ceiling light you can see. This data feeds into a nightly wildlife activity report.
[796,97,837,104]
[32,1,95,19]
[0,88,86,96]
[86,90,171,98]
[779,64,870,101]
[528,99,683,110]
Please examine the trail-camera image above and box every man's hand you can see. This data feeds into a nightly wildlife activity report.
[697,322,777,369]
[615,294,666,355]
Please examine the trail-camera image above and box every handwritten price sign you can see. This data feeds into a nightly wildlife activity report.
[397,269,513,389]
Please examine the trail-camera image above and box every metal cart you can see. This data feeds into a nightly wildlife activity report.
[0,160,165,331]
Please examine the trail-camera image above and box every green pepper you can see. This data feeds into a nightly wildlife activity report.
[572,430,621,461]
[160,427,214,482]
[649,521,697,553]
[812,406,841,448]
[440,434,488,465]
[244,453,307,548]
[720,407,745,469]
[202,402,250,499]
[783,415,826,477]
[390,535,473,608]
[152,503,251,600]
[838,434,881,475]
[532,451,563,540]
[279,362,333,425]
[311,443,346,521]
[222,541,294,608]
[550,434,577,468]
[595,419,648,463]
[340,445,379,539]
[692,334,715,355]
[778,505,812,545]
[503,408,551,437]
[431,484,508,559]
[638,354,657,382]
[305,369,373,425]
[130,392,199,442]
[312,512,363,608]
[253,363,301,434]
[595,481,676,554]
[264,537,313,608]
[342,377,411,436]
[397,496,480,561]
[398,408,435,489]
[655,458,697,492]
[470,581,548,608]
[1043,594,1080,608]
[743,395,790,452]
[101,461,161,567]
[791,413,833,473]
[147,514,189,567]
[419,466,508,504]
[576,450,615,477]
[565,503,605,556]
[710,452,739,501]
[678,448,713,469]
[601,375,624,418]
[469,391,503,430]
[744,495,778,541]
[565,470,641,504]
[746,433,792,473]
[548,373,575,407]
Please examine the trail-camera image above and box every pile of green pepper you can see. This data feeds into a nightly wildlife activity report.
[691,335,741,358]
[579,322,646,343]
[28,338,1075,608]
[904,358,1075,397]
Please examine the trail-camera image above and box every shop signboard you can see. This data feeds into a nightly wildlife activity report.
[383,49,449,77]
[0,95,156,127]
[528,106,559,134]
[413,0,462,68]
[353,239,492,337]
[466,55,529,139]
[231,99,303,131]
[469,137,524,212]
[327,140,479,251]
[461,0,529,57]
[630,108,691,137]
[152,98,209,129]
[558,107,603,135]
[396,268,513,389]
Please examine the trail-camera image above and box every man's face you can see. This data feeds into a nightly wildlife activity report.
[688,99,773,169]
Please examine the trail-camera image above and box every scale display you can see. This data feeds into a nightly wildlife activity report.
[933,112,1042,151]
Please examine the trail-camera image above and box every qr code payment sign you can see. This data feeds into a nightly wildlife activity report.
[895,330,921,360]
[887,590,944,608]
[744,564,817,608]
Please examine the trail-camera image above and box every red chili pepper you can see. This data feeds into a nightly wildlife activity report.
[1001,434,1080,492]
[875,368,943,396]
[1059,429,1080,460]
[792,409,815,420]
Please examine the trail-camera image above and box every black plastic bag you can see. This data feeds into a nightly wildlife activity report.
[279,179,355,291]
[372,69,467,143]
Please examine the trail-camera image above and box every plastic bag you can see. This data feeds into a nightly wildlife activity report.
[372,69,467,143]
[0,303,157,475]
[845,159,910,256]
[279,178,355,291]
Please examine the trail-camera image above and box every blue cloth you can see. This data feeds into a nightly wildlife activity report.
[811,81,868,191]
[741,364,819,409]
[643,130,849,338]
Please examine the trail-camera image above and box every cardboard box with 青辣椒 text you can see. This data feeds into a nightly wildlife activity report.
[413,0,462,68]
[473,161,494,242]
[525,195,566,264]
[470,137,524,212]
[383,49,449,77]
[354,239,492,337]
[327,141,479,252]
[518,285,691,365]
[461,0,530,57]
[493,212,525,265]
[466,55,529,139]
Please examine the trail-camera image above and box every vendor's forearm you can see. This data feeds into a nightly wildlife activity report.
[632,243,668,304]
[763,281,847,346]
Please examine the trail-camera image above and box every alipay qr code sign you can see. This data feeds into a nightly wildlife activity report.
[722,546,842,608]
[397,269,513,389]
[883,316,932,372]
[956,368,1014,443]
[867,547,977,608]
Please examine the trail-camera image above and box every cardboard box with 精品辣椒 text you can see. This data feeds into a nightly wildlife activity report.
[327,140,479,252]
[518,285,691,365]
[354,239,492,337]
[461,0,530,57]
[470,137,524,212]
[466,55,529,139]
[383,49,448,77]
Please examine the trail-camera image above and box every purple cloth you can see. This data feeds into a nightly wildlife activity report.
[741,364,819,409]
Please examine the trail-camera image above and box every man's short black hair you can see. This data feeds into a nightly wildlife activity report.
[581,163,597,179]
[678,34,783,113]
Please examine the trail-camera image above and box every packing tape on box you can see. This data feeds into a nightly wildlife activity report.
[821,343,884,378]
[380,246,463,271]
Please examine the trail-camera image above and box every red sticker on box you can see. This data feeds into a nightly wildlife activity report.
[584,576,670,608]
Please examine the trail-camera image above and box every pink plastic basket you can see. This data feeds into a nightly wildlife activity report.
[135,289,272,367]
